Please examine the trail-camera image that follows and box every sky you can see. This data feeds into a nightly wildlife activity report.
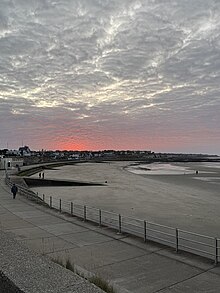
[0,0,220,154]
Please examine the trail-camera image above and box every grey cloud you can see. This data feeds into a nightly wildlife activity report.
[0,0,220,152]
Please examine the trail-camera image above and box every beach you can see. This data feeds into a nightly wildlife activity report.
[31,161,220,237]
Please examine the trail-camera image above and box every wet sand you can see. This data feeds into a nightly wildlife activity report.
[31,161,220,237]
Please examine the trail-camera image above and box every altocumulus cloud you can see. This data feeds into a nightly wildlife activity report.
[0,0,220,153]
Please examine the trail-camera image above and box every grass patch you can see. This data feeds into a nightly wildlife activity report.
[52,258,64,266]
[52,258,116,293]
[89,275,115,293]
[66,259,75,271]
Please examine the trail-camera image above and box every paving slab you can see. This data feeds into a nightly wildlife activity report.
[20,236,77,254]
[25,215,67,226]
[48,239,148,270]
[12,210,48,219]
[207,265,220,276]
[0,206,8,212]
[94,253,202,293]
[60,230,114,247]
[159,270,220,293]
[157,248,215,271]
[1,218,35,230]
[121,235,163,253]
[0,201,27,207]
[39,222,88,236]
[5,226,54,240]
[1,205,37,212]
[0,212,22,221]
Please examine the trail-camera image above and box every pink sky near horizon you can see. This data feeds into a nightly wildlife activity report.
[18,127,218,155]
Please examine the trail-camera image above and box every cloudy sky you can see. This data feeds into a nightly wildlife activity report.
[0,0,220,153]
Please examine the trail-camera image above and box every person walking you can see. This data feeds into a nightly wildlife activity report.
[11,184,18,199]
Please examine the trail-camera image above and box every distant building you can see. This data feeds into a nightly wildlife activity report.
[0,156,12,170]
[19,145,31,156]
[68,154,80,160]
[0,156,23,170]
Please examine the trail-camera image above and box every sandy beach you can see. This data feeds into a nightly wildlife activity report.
[31,161,220,237]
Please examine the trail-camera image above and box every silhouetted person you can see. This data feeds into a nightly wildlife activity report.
[11,184,18,199]
[39,172,41,178]
[42,172,44,179]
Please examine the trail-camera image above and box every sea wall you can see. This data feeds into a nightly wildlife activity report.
[24,177,105,187]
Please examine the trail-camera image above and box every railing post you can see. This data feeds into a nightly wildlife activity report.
[99,209,102,227]
[71,202,73,216]
[50,196,52,208]
[43,194,45,202]
[84,205,87,221]
[144,220,147,242]
[176,228,179,253]
[59,199,62,212]
[118,214,122,234]
[215,238,218,265]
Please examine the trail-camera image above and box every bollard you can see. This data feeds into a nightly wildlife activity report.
[50,196,52,208]
[99,209,102,227]
[144,220,147,242]
[84,205,87,221]
[176,228,179,253]
[215,238,218,265]
[71,202,73,216]
[59,199,62,212]
[118,214,122,234]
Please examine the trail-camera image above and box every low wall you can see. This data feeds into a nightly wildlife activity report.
[24,177,105,187]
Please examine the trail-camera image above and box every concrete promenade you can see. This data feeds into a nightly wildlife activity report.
[1,172,220,292]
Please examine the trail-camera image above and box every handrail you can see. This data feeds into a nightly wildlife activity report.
[179,229,214,240]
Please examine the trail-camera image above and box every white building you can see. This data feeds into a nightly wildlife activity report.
[0,156,12,170]
[0,156,23,170]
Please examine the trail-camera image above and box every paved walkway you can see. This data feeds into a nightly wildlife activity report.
[1,171,220,292]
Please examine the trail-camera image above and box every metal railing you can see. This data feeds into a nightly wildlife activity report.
[5,176,44,203]
[5,176,220,264]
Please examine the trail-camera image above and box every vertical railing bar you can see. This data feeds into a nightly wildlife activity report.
[176,228,179,253]
[84,205,87,221]
[215,238,218,265]
[71,202,73,216]
[99,209,102,227]
[50,196,52,208]
[118,214,122,234]
[43,194,45,202]
[144,220,147,242]
[59,199,62,212]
